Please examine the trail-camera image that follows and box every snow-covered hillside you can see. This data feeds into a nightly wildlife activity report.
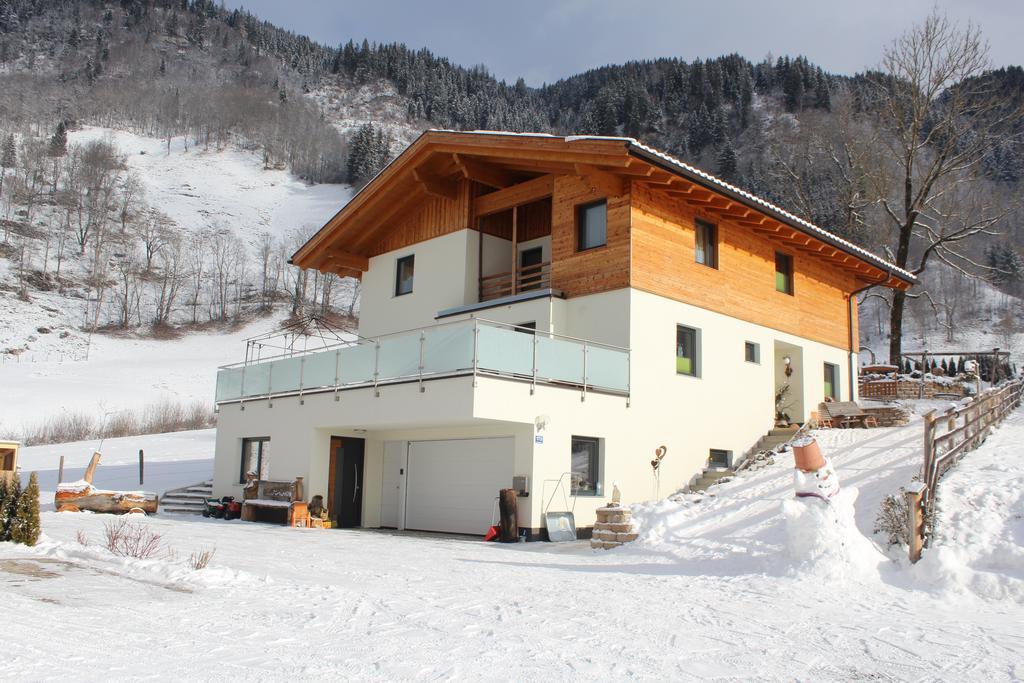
[71,127,352,247]
[2,406,1022,679]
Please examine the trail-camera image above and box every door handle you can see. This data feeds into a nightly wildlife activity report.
[353,463,360,502]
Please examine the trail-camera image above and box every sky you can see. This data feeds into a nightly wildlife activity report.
[223,1,1023,86]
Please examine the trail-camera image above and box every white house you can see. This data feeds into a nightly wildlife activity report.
[211,131,915,538]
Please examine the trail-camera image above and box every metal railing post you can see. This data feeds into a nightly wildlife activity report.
[299,356,306,405]
[531,333,538,395]
[239,365,247,411]
[419,330,426,393]
[581,342,588,402]
[626,350,631,407]
[374,339,381,397]
[267,363,274,408]
[472,319,480,387]
[333,349,341,402]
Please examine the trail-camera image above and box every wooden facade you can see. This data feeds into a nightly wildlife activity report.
[292,131,912,349]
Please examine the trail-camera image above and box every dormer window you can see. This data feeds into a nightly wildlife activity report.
[395,254,415,296]
[577,200,607,251]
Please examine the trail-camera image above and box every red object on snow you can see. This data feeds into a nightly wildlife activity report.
[483,525,500,542]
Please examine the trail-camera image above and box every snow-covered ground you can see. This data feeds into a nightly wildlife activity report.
[0,316,284,437]
[17,429,214,506]
[2,407,1022,680]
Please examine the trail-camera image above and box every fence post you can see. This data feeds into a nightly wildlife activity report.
[138,449,144,486]
[906,482,926,563]
[921,410,936,489]
[58,455,65,485]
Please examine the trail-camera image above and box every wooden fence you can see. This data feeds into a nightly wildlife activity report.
[905,379,1024,562]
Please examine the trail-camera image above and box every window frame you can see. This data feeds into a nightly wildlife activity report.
[576,199,608,252]
[676,324,701,378]
[775,251,794,295]
[240,437,270,484]
[824,362,839,400]
[394,254,415,297]
[570,435,601,497]
[744,341,760,364]
[695,219,718,269]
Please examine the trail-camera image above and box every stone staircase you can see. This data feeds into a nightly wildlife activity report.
[690,426,800,493]
[160,480,213,515]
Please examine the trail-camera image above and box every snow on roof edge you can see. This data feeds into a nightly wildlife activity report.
[427,129,916,284]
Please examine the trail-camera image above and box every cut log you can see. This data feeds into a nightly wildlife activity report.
[498,488,518,543]
[83,452,101,483]
[54,482,158,514]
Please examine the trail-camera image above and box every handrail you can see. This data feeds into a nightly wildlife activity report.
[906,378,1024,563]
[218,316,629,368]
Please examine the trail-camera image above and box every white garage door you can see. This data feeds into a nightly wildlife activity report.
[405,437,514,536]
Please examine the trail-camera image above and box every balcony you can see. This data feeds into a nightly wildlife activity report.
[479,261,552,302]
[215,318,630,404]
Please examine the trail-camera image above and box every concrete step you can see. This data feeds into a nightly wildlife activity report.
[161,496,207,507]
[160,505,205,515]
[164,491,209,500]
[769,427,801,437]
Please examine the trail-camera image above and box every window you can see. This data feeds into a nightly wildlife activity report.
[824,363,839,400]
[570,436,600,496]
[775,252,793,295]
[676,324,700,377]
[577,200,607,251]
[695,219,718,268]
[240,437,270,484]
[745,341,760,364]
[709,449,732,468]
[395,254,415,296]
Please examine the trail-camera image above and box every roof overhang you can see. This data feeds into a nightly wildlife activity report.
[291,130,916,291]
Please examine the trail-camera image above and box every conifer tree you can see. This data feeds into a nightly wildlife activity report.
[717,138,738,182]
[0,132,14,199]
[1,474,20,542]
[49,121,68,157]
[10,473,39,546]
[0,476,9,541]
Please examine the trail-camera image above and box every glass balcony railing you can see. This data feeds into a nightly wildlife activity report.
[215,319,629,403]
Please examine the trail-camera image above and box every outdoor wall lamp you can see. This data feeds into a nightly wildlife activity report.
[783,356,793,378]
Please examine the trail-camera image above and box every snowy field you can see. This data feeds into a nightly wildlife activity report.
[0,316,283,436]
[17,429,215,505]
[2,409,1022,680]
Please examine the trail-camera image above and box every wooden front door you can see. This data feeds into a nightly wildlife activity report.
[329,437,365,528]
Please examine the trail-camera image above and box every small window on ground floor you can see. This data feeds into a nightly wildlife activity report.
[570,436,600,496]
[824,362,839,400]
[745,341,760,364]
[676,324,700,377]
[240,437,270,483]
[709,449,732,468]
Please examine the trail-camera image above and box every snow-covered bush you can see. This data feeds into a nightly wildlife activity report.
[874,490,910,548]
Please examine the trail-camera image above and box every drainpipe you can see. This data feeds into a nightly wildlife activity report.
[848,277,889,401]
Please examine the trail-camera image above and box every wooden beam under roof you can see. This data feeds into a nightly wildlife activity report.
[574,163,625,197]
[313,248,369,273]
[348,183,427,252]
[452,154,517,189]
[411,167,459,200]
[473,174,555,217]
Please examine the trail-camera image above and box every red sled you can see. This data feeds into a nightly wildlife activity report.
[483,525,500,541]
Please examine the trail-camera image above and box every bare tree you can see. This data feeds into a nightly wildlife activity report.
[870,10,1024,363]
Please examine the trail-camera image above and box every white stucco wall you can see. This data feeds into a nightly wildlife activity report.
[213,286,854,533]
[358,230,478,338]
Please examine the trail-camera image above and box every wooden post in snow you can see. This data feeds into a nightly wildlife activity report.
[905,482,926,564]
[58,455,65,484]
[138,449,144,486]
[498,488,518,542]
